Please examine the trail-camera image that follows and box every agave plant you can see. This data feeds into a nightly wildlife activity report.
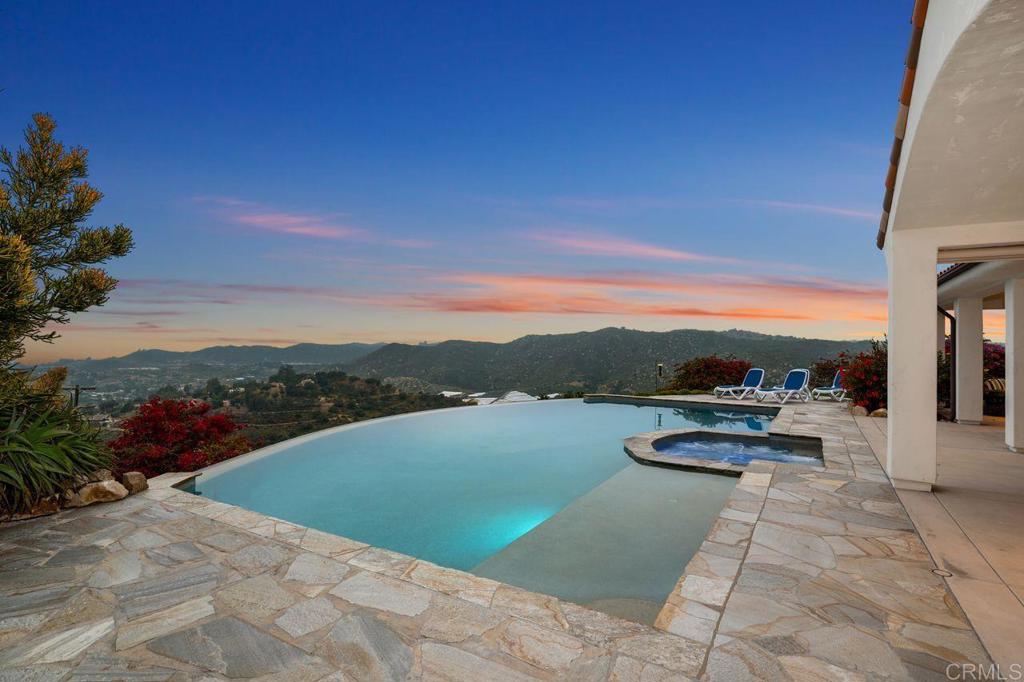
[0,406,112,515]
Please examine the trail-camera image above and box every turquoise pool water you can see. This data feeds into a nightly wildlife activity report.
[194,399,771,622]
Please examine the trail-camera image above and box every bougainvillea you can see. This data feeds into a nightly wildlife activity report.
[667,355,752,392]
[108,398,252,477]
[841,340,888,412]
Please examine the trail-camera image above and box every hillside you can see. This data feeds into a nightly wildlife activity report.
[345,327,872,394]
[41,342,385,405]
[57,342,384,368]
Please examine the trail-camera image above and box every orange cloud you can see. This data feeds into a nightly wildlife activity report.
[438,271,885,302]
[405,291,813,319]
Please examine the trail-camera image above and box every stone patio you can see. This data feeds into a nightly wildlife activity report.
[0,399,995,680]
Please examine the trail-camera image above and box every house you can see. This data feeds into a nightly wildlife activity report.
[879,0,1024,491]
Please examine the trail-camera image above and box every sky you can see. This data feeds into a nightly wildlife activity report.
[7,1,1001,362]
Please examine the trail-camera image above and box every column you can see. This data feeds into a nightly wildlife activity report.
[955,297,984,425]
[937,312,946,354]
[885,232,937,490]
[1007,278,1024,452]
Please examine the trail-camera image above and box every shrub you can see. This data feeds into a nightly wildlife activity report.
[842,340,888,412]
[108,398,252,477]
[0,406,111,515]
[810,356,844,390]
[667,355,752,392]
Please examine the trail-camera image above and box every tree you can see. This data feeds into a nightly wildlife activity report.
[1,113,134,369]
[108,398,252,477]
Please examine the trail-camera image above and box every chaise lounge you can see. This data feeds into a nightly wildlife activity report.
[811,370,847,402]
[755,368,810,404]
[713,368,765,400]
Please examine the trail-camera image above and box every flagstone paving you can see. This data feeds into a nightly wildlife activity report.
[0,400,993,680]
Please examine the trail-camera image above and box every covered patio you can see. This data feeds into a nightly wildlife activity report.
[879,0,1024,492]
[858,416,1024,668]
[877,0,1024,668]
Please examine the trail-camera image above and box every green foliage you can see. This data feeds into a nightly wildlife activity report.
[0,113,131,515]
[0,406,111,515]
[346,328,874,394]
[1,113,134,366]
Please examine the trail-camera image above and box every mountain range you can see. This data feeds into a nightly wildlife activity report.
[346,327,872,393]
[48,328,873,401]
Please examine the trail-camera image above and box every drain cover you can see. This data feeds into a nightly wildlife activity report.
[932,568,953,577]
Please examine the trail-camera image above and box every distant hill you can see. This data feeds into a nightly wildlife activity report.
[55,342,385,369]
[37,343,386,405]
[345,327,873,394]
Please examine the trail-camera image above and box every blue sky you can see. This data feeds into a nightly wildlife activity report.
[4,1,914,361]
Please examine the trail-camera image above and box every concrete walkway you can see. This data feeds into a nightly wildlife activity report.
[857,415,1024,672]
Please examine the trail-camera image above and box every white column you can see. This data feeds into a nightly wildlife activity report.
[1007,278,1024,452]
[937,312,946,354]
[885,232,937,490]
[954,297,984,425]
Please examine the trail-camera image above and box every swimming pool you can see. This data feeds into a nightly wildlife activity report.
[193,399,772,623]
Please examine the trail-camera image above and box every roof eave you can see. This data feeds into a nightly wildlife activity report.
[877,0,930,250]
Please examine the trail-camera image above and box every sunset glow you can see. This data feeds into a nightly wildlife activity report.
[4,2,911,362]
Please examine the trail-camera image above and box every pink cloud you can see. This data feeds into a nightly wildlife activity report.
[193,196,431,248]
[526,231,739,264]
[748,200,876,220]
[231,211,367,240]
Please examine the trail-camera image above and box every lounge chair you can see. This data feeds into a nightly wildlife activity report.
[713,368,765,400]
[755,369,810,404]
[812,370,846,401]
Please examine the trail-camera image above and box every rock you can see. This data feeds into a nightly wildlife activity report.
[870,408,888,418]
[65,480,129,508]
[120,471,148,494]
[92,469,115,482]
[850,405,868,417]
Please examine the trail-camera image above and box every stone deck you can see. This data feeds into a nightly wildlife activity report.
[0,399,993,681]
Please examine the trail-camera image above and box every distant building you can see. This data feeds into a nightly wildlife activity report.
[469,390,539,405]
[438,390,465,398]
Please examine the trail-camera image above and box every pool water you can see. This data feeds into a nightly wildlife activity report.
[194,399,770,622]
[654,436,822,466]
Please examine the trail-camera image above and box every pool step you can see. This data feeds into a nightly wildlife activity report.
[471,462,734,625]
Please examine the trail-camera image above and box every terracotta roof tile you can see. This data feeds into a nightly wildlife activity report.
[877,0,930,250]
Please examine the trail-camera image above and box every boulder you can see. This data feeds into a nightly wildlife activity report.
[65,480,129,508]
[850,405,868,417]
[869,408,888,418]
[121,471,148,494]
[92,469,115,482]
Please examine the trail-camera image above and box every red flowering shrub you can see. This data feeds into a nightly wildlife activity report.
[108,398,252,477]
[668,355,752,392]
[841,340,888,412]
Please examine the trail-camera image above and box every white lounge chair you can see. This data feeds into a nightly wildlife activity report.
[713,368,765,400]
[811,370,846,401]
[755,369,810,404]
